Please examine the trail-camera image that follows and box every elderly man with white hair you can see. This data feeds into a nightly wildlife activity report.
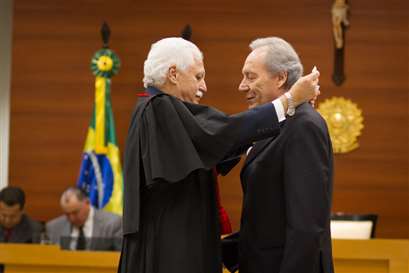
[118,37,320,273]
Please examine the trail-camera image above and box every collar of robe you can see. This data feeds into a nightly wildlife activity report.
[137,86,163,98]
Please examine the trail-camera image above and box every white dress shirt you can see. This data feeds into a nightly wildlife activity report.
[272,98,286,122]
[69,206,94,250]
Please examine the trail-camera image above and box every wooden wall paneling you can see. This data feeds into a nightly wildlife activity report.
[9,0,408,237]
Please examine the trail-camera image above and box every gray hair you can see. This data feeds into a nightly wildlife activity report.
[250,37,303,90]
[60,187,88,205]
[143,37,203,88]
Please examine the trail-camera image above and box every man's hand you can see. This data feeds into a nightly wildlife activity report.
[280,67,320,110]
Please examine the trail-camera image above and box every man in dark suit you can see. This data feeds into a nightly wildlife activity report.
[0,186,42,243]
[237,37,334,273]
[47,187,122,251]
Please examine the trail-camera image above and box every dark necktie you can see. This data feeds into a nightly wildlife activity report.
[76,226,86,250]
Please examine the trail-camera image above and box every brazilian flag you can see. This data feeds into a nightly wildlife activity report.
[77,48,123,215]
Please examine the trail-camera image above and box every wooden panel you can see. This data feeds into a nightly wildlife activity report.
[6,266,113,273]
[332,239,409,273]
[333,260,388,273]
[1,240,408,273]
[0,244,118,273]
[9,0,408,238]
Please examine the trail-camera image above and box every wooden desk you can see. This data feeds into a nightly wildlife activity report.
[0,244,119,273]
[332,239,409,273]
[0,239,408,273]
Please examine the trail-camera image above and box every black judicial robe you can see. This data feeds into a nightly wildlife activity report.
[118,87,281,273]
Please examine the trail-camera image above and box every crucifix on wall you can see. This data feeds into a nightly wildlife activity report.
[331,0,350,86]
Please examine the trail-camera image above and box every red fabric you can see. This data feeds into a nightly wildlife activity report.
[136,92,149,97]
[218,206,233,235]
[213,169,232,235]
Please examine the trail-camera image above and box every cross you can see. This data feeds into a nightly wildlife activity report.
[331,0,350,86]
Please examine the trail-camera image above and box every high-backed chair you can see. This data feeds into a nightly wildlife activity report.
[330,213,378,239]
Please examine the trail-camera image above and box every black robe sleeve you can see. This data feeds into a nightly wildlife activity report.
[123,93,281,234]
[141,94,280,183]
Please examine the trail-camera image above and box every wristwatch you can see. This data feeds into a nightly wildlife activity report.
[284,92,295,116]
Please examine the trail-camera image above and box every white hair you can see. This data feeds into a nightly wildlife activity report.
[143,37,203,88]
[250,37,303,90]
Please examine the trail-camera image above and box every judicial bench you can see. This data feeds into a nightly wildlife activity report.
[0,239,408,273]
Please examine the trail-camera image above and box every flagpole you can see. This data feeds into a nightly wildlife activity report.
[77,22,123,215]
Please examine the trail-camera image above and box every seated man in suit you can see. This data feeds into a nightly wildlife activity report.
[47,187,122,251]
[0,186,42,243]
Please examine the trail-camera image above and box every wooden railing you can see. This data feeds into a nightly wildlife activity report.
[0,239,408,273]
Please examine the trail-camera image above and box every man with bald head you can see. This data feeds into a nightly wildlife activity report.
[46,187,122,251]
[118,37,320,273]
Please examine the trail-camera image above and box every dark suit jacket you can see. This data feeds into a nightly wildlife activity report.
[239,103,334,273]
[0,214,42,243]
